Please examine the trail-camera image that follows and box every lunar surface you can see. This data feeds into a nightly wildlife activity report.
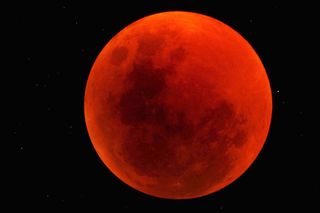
[84,11,272,199]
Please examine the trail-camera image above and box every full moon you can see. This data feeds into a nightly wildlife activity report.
[84,11,272,199]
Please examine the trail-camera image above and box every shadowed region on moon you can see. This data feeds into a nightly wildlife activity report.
[118,62,168,125]
[114,53,248,196]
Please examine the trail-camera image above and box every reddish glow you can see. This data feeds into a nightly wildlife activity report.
[84,11,272,199]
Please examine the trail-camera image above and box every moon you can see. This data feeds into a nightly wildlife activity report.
[84,11,272,199]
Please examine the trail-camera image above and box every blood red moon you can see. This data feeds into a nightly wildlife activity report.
[84,11,272,199]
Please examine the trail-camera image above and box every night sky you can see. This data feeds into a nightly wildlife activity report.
[10,1,316,211]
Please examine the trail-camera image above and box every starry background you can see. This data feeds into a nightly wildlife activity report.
[10,0,316,211]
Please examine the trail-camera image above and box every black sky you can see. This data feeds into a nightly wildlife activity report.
[9,1,316,211]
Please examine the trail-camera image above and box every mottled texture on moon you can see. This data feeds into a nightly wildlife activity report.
[85,12,272,199]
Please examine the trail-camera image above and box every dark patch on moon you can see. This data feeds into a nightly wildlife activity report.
[118,83,248,179]
[169,47,187,66]
[229,115,248,148]
[196,102,248,149]
[137,33,165,56]
[111,46,128,65]
[117,61,167,125]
